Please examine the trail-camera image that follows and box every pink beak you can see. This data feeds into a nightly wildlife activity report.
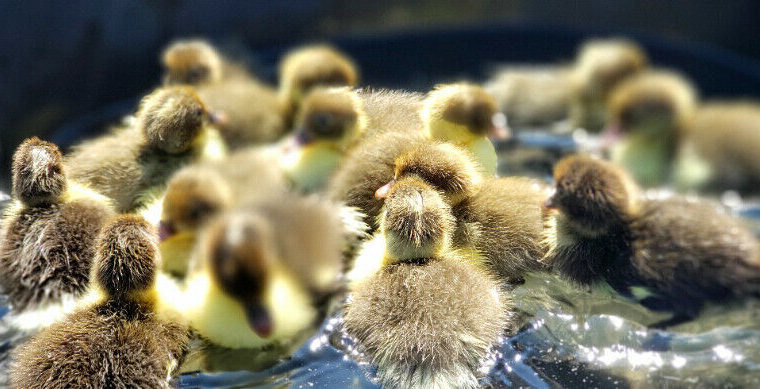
[375,179,396,199]
[489,113,511,140]
[599,122,624,149]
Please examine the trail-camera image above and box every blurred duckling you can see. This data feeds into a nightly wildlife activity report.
[422,82,510,175]
[156,148,287,277]
[379,142,549,282]
[280,86,367,192]
[484,65,572,128]
[179,193,346,350]
[279,44,359,127]
[162,39,286,147]
[605,70,697,187]
[569,38,649,132]
[345,176,510,389]
[65,86,227,212]
[11,215,190,388]
[357,88,426,139]
[544,155,760,327]
[0,138,114,330]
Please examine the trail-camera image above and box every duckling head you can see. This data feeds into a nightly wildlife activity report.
[12,137,67,206]
[377,142,483,206]
[380,176,455,264]
[293,86,366,151]
[162,39,223,85]
[572,38,649,102]
[546,155,638,237]
[93,214,158,300]
[138,86,211,154]
[279,44,359,117]
[159,166,233,242]
[203,212,280,337]
[422,82,510,144]
[606,70,696,140]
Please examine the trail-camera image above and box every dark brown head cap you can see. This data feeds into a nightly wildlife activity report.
[94,214,158,298]
[162,39,223,85]
[423,83,502,137]
[392,142,483,205]
[138,86,208,153]
[608,70,697,133]
[12,137,66,206]
[573,38,649,99]
[549,155,637,235]
[161,166,232,237]
[279,44,359,110]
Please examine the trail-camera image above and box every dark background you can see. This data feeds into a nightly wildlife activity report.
[2,0,760,191]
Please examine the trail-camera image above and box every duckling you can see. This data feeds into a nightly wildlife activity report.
[544,155,760,327]
[604,70,698,187]
[381,142,549,281]
[278,44,359,127]
[676,101,760,192]
[357,88,426,139]
[569,38,649,132]
[280,86,367,192]
[484,65,572,128]
[179,193,346,350]
[0,138,114,329]
[157,148,287,277]
[345,176,510,389]
[10,215,190,388]
[65,86,227,212]
[422,83,510,175]
[162,39,286,148]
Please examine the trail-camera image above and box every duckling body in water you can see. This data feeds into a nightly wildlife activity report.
[65,86,227,212]
[544,155,760,327]
[0,138,114,330]
[345,176,511,389]
[11,215,190,388]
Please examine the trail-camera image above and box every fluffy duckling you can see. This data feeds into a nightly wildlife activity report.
[162,39,286,147]
[345,176,510,389]
[279,44,359,127]
[65,86,227,212]
[179,193,346,350]
[422,82,510,175]
[569,38,649,132]
[357,88,426,139]
[0,138,114,328]
[280,86,367,192]
[379,142,549,282]
[11,215,190,388]
[676,101,760,192]
[604,70,698,187]
[484,65,572,128]
[156,148,287,277]
[544,155,760,327]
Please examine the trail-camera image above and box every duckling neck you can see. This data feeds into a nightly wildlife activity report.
[280,143,343,192]
[610,125,678,187]
[549,215,638,292]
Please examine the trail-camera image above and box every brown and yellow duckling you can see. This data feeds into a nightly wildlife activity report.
[178,192,347,351]
[422,82,510,175]
[604,69,697,188]
[543,155,760,327]
[0,138,115,330]
[345,176,511,389]
[11,215,190,388]
[162,39,286,147]
[280,86,367,192]
[569,38,649,132]
[65,86,226,212]
[378,142,549,282]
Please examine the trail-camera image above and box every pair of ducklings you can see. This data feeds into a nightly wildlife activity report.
[603,69,760,193]
[485,38,648,130]
[162,39,359,147]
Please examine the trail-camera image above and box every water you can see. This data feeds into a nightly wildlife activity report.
[2,134,760,388]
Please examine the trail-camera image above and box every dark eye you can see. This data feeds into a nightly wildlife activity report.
[188,200,215,223]
[310,113,341,137]
[186,65,209,84]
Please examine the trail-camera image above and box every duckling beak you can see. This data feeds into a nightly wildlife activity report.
[158,221,176,242]
[375,179,396,199]
[294,129,314,146]
[208,110,229,127]
[245,303,273,338]
[543,194,558,210]
[489,112,511,141]
[599,122,623,149]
